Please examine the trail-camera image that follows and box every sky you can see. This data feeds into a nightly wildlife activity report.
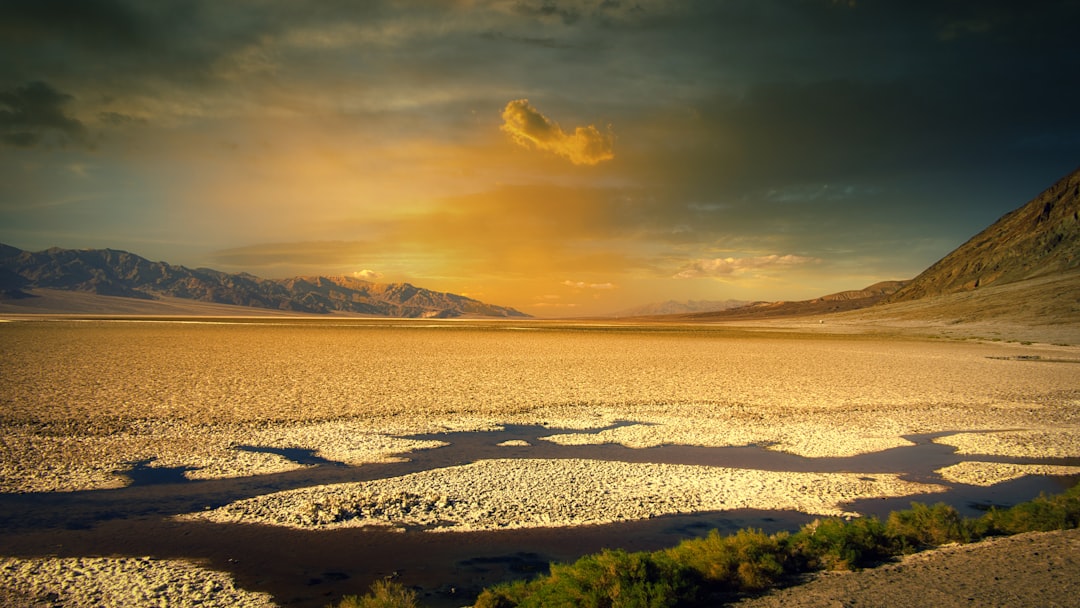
[2,0,1079,316]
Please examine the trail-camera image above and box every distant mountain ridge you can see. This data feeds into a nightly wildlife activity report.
[611,299,751,317]
[623,166,1080,323]
[656,280,909,321]
[0,244,529,318]
[886,166,1080,303]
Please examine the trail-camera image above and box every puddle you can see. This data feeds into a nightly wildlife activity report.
[121,459,198,486]
[235,445,345,467]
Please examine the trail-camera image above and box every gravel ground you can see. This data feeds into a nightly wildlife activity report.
[733,528,1080,608]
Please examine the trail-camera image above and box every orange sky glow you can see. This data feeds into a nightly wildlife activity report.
[2,1,1078,315]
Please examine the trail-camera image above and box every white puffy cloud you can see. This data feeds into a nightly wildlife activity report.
[353,269,383,280]
[562,280,616,289]
[673,255,817,279]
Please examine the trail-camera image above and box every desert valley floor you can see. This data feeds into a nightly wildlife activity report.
[1,317,1079,607]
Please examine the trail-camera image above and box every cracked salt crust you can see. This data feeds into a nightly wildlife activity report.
[0,420,445,493]
[935,461,1080,486]
[934,429,1080,459]
[183,458,947,531]
[0,556,275,608]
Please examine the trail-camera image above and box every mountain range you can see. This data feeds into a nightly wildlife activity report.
[642,280,909,321]
[636,165,1080,324]
[611,299,752,317]
[0,245,528,318]
[2,166,1077,323]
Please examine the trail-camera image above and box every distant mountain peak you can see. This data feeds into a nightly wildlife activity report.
[0,245,530,318]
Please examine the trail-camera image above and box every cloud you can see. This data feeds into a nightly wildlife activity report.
[210,241,373,267]
[353,269,383,280]
[0,81,87,147]
[673,254,817,279]
[562,280,616,289]
[500,99,614,165]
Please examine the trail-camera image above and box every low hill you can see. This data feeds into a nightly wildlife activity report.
[641,280,908,321]
[610,299,751,317]
[0,245,529,318]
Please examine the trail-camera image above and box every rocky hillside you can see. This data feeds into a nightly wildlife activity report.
[0,245,529,318]
[887,166,1080,303]
[611,299,751,317]
[633,280,908,321]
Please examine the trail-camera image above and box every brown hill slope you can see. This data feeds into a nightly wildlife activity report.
[638,280,908,321]
[887,166,1080,302]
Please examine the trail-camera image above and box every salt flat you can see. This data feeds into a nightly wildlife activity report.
[1,318,1078,607]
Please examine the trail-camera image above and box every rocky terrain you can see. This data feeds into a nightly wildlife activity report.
[0,244,528,318]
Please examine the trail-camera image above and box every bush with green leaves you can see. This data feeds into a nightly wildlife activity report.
[338,483,1080,608]
[332,579,418,608]
[979,484,1080,535]
[664,528,788,591]
[789,516,891,570]
[885,502,977,550]
[475,548,694,608]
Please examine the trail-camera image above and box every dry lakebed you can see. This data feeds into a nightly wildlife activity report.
[1,317,1078,606]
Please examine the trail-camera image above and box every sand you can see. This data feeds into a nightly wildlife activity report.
[1,317,1078,606]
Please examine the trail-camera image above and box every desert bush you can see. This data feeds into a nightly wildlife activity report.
[332,579,418,608]
[885,502,976,550]
[471,487,1080,608]
[978,483,1080,535]
[664,528,787,591]
[475,549,693,608]
[789,516,890,570]
[474,580,533,608]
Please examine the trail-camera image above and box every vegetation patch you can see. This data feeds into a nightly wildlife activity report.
[332,483,1080,608]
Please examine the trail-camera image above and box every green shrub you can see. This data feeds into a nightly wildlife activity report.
[332,579,418,608]
[471,486,1080,608]
[474,580,535,608]
[885,502,976,550]
[979,484,1080,535]
[476,549,693,608]
[664,528,787,591]
[789,516,890,570]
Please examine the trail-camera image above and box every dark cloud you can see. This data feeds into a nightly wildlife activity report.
[0,0,146,51]
[98,111,147,127]
[512,0,582,25]
[0,81,87,148]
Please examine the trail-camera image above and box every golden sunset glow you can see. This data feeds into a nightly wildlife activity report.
[2,1,1078,315]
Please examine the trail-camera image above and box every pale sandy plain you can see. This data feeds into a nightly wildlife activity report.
[1,313,1079,606]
